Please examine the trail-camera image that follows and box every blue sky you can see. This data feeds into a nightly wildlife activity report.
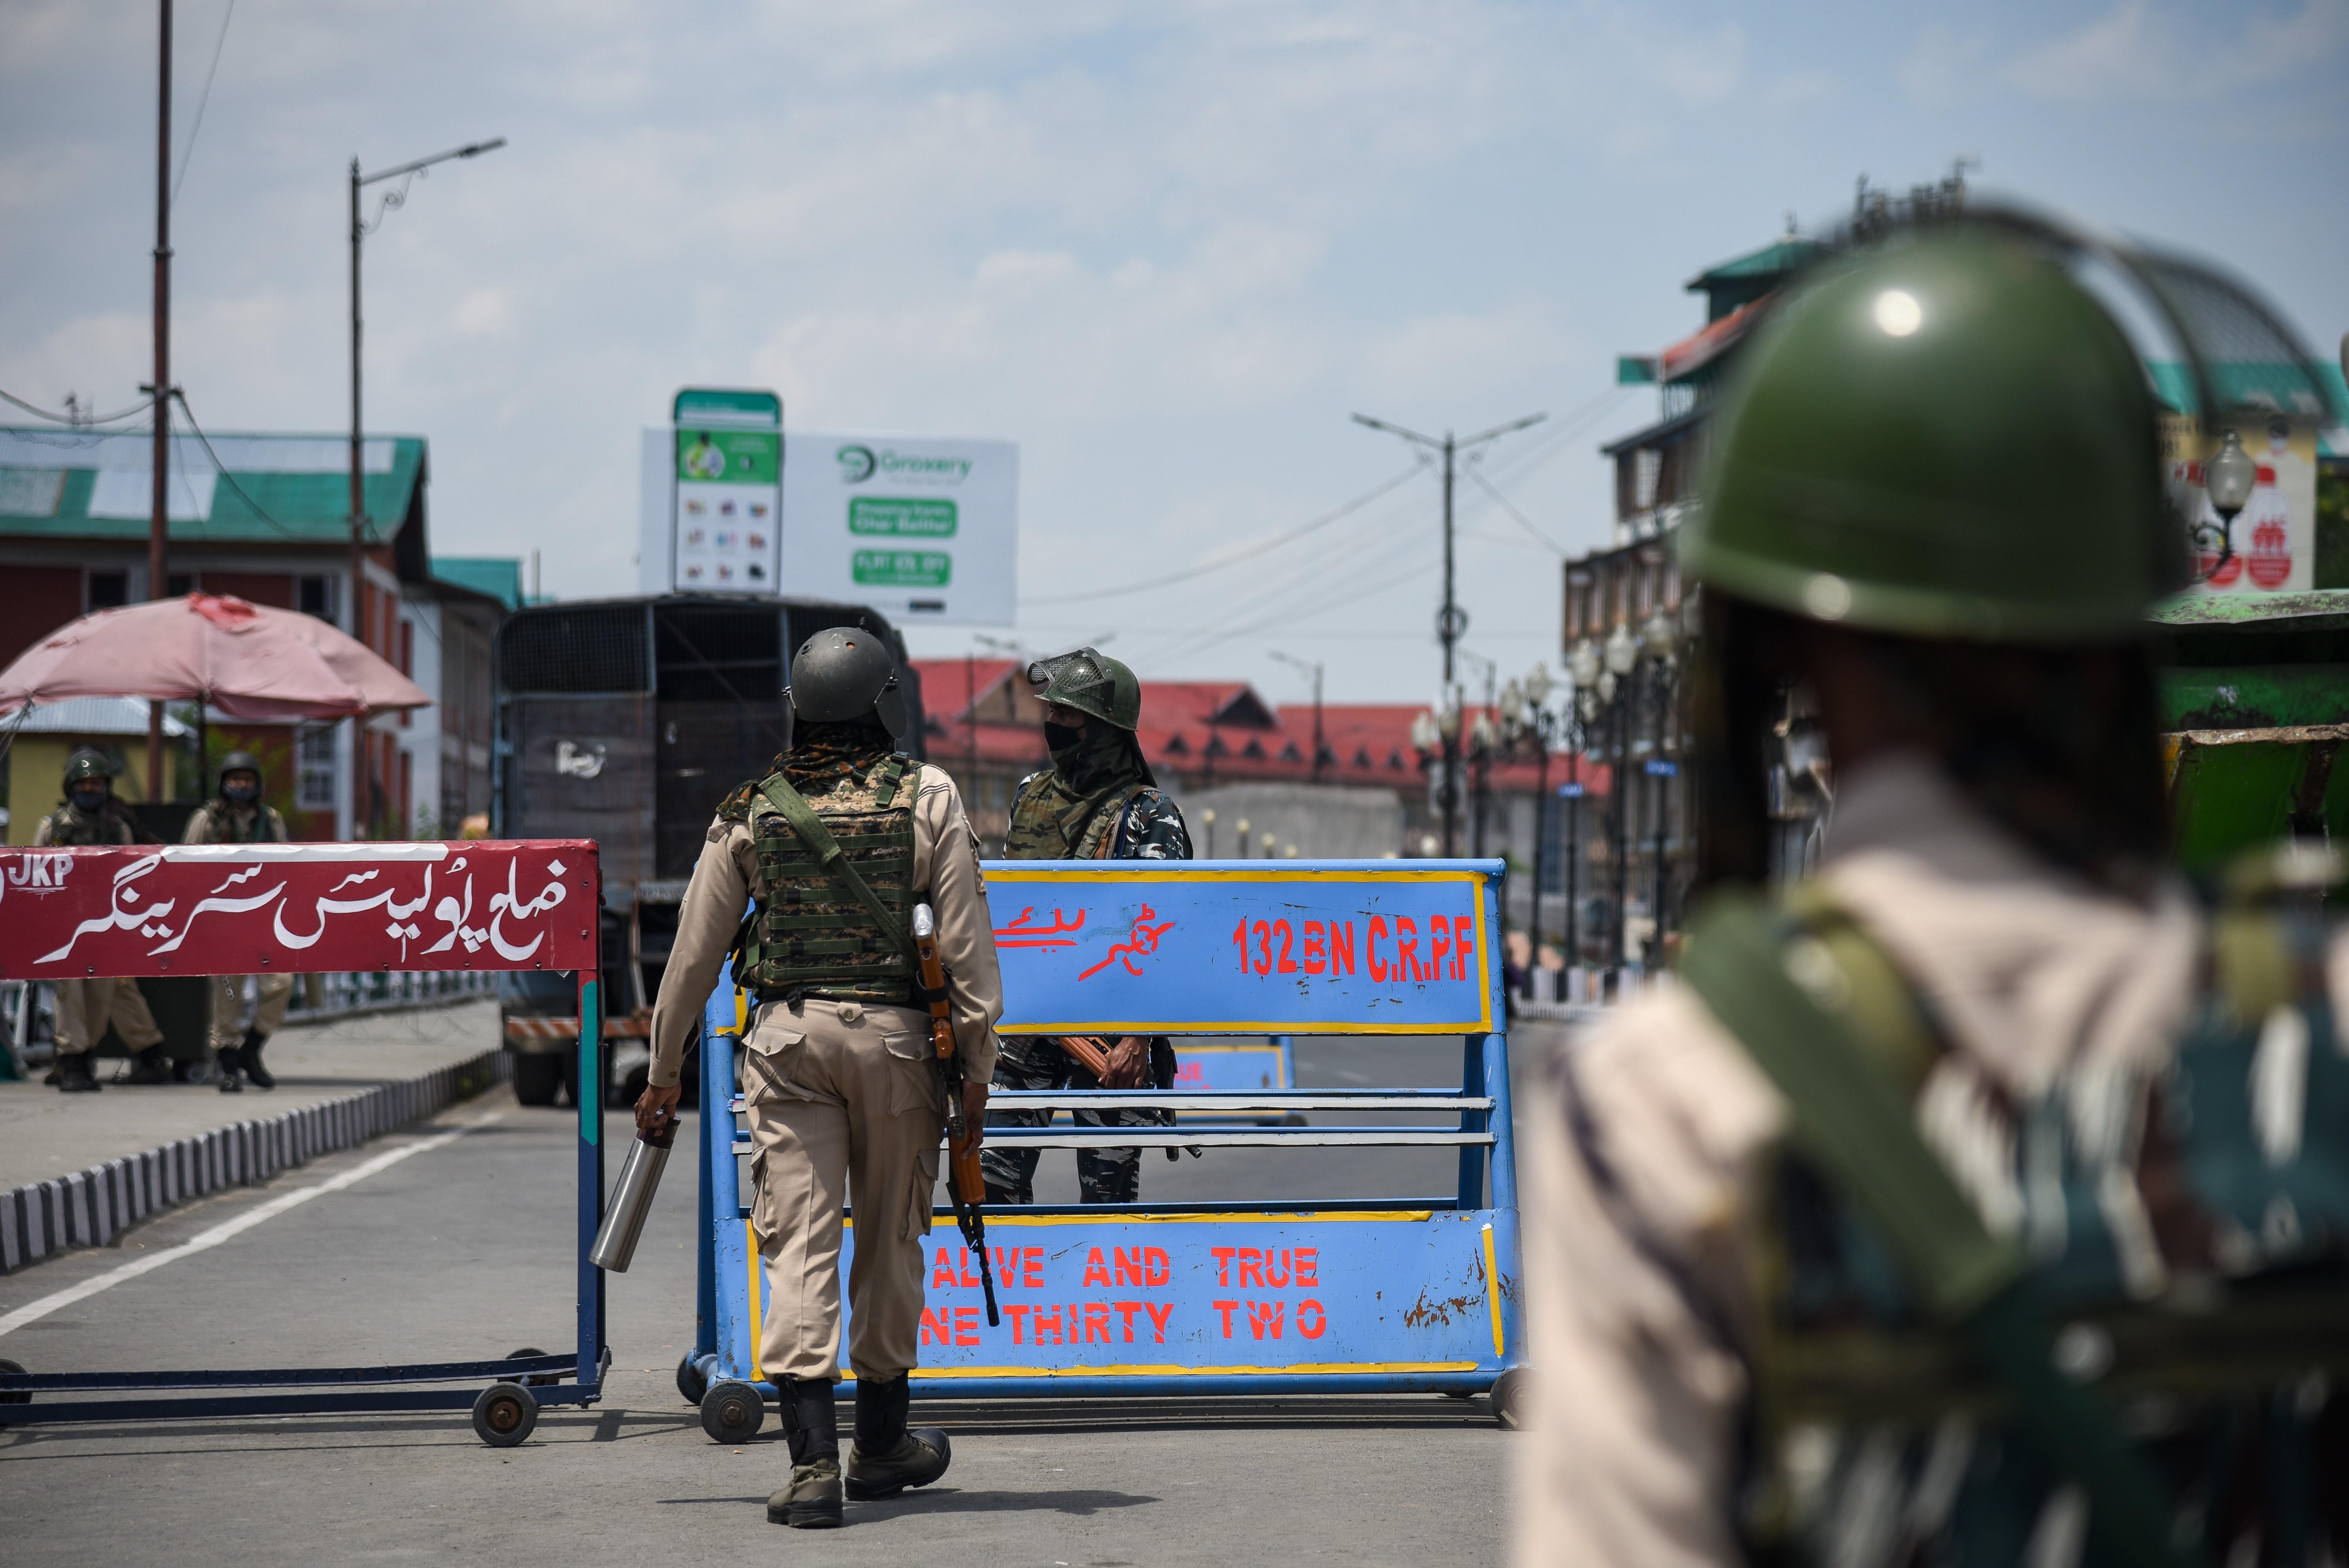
[2,0,2343,703]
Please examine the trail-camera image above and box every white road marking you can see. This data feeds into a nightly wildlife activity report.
[0,1112,505,1340]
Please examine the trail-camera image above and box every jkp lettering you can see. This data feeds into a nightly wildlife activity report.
[4,854,74,890]
[1230,911,1477,985]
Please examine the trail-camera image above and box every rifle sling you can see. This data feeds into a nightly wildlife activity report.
[754,773,913,963]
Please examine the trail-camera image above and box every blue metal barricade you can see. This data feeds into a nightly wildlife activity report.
[683,858,1524,1429]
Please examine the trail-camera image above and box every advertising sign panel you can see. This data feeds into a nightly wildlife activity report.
[779,431,1018,625]
[661,389,783,594]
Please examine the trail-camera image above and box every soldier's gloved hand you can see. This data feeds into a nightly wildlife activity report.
[1101,1036,1150,1090]
[635,1082,682,1138]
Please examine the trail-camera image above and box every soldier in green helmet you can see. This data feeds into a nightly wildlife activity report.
[35,749,168,1091]
[640,626,1004,1529]
[185,750,294,1092]
[1517,227,2349,1568]
[982,648,1192,1207]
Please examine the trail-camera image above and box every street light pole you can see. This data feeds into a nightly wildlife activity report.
[348,136,506,839]
[1353,408,1544,856]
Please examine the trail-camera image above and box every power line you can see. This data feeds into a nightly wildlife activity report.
[172,390,312,540]
[171,0,236,206]
[1464,465,1563,556]
[1018,458,1427,606]
[0,388,152,425]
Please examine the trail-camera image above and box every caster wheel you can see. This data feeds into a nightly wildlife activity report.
[173,1060,212,1085]
[1490,1366,1528,1431]
[677,1352,711,1406]
[473,1381,538,1447]
[507,1346,561,1387]
[0,1357,29,1405]
[700,1379,764,1444]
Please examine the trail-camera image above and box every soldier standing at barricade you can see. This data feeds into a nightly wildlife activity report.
[184,751,293,1093]
[638,628,1004,1530]
[1517,227,2349,1567]
[982,648,1192,1207]
[35,749,167,1093]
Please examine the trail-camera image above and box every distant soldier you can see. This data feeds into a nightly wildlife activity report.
[640,628,1004,1528]
[184,750,293,1092]
[982,648,1192,1207]
[1517,229,2349,1567]
[35,749,166,1092]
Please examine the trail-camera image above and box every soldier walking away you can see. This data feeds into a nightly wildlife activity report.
[184,751,294,1092]
[1517,223,2349,1568]
[982,648,1192,1207]
[639,627,1005,1529]
[35,749,166,1092]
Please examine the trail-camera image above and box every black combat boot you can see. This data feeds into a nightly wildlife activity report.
[845,1373,951,1500]
[240,1028,276,1090]
[767,1377,843,1528]
[124,1046,175,1085]
[215,1045,245,1093]
[57,1051,100,1093]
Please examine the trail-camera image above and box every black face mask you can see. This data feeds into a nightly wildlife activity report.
[69,787,108,814]
[1044,719,1086,760]
[224,783,260,805]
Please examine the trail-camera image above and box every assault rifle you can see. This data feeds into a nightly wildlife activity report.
[912,902,999,1326]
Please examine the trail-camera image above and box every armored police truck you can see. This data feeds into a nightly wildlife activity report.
[491,593,925,1106]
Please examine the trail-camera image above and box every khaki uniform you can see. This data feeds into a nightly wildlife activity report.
[35,801,165,1059]
[184,799,296,1049]
[651,761,1003,1383]
[1513,755,2247,1568]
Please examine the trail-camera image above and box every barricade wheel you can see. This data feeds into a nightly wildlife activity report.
[1490,1367,1527,1431]
[507,1346,561,1387]
[700,1380,764,1444]
[0,1357,29,1404]
[511,1052,562,1107]
[677,1352,710,1406]
[473,1381,538,1447]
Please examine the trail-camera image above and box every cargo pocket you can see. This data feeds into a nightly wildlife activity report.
[882,1028,937,1117]
[741,1027,808,1104]
[905,1149,940,1239]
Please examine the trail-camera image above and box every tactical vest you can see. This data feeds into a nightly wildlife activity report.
[42,802,137,846]
[728,754,917,1004]
[1003,774,1146,861]
[194,800,285,844]
[1686,880,2349,1566]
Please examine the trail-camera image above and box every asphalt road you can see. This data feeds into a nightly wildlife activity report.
[0,1028,1546,1566]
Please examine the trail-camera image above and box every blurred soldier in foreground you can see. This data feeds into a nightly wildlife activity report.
[36,749,165,1092]
[982,648,1192,1207]
[640,628,1004,1529]
[1518,229,2349,1567]
[184,751,292,1092]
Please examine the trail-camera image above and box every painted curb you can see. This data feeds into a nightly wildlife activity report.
[0,1050,510,1275]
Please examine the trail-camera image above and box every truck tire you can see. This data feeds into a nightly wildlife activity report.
[512,1052,562,1107]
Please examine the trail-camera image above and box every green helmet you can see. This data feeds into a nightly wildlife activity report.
[217,750,264,789]
[1027,647,1141,731]
[63,749,117,787]
[1681,232,2182,642]
[787,626,909,739]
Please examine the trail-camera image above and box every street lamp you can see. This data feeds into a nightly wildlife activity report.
[1201,808,1217,859]
[349,135,505,839]
[2198,428,2259,576]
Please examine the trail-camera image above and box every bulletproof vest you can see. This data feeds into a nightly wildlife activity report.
[43,801,136,846]
[1713,885,2349,1565]
[197,799,283,844]
[1003,773,1145,861]
[726,754,917,1004]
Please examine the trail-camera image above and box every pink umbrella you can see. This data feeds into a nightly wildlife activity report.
[0,593,429,720]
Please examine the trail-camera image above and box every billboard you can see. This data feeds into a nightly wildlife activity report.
[637,396,1017,624]
[780,431,1017,625]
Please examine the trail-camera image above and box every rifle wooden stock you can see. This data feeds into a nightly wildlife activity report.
[1053,1034,1114,1078]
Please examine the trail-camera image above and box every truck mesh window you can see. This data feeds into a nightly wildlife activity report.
[498,606,649,693]
[654,605,782,703]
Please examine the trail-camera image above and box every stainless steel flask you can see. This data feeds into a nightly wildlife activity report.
[591,1113,677,1272]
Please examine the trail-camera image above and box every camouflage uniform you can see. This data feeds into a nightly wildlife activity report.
[982,724,1192,1205]
[184,795,296,1054]
[35,795,166,1063]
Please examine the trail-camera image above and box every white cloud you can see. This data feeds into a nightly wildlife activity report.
[2004,0,2349,102]
[1900,24,1995,105]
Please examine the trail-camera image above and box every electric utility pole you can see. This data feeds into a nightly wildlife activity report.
[144,0,173,805]
[1269,650,1325,783]
[1352,410,1544,854]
